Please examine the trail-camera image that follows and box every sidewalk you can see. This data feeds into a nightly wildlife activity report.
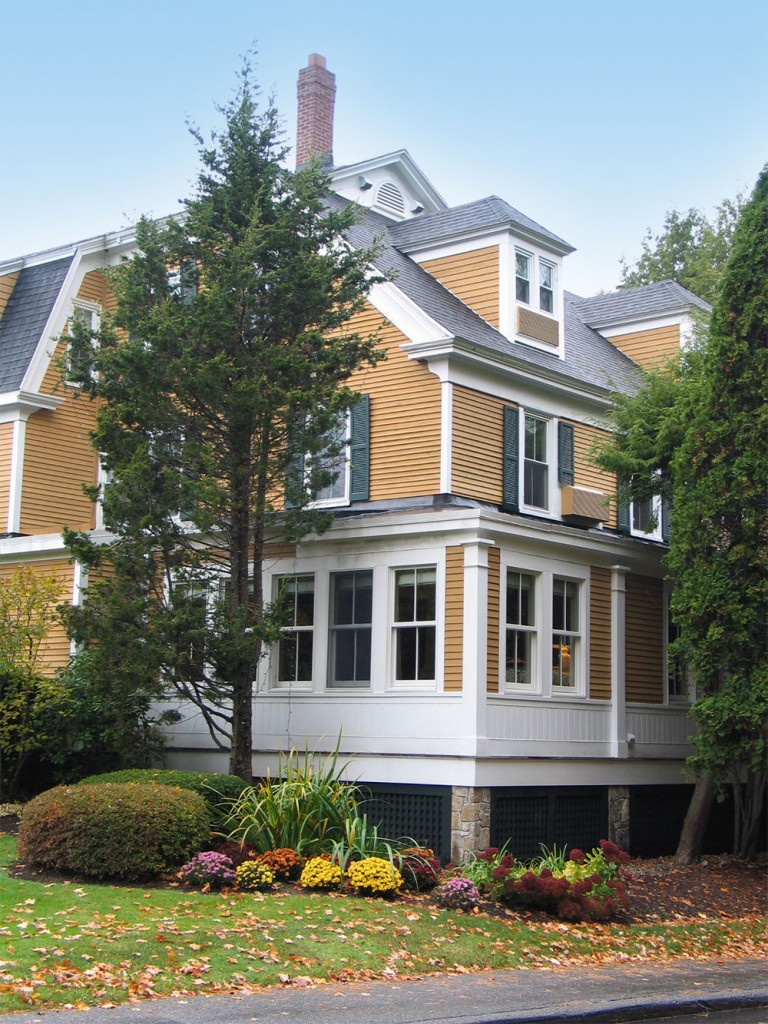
[3,957,767,1023]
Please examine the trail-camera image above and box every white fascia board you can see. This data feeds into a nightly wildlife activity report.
[332,150,447,212]
[0,527,114,560]
[0,390,64,422]
[20,248,85,394]
[401,336,615,418]
[1,225,137,273]
[401,228,509,262]
[590,311,689,336]
[367,279,454,345]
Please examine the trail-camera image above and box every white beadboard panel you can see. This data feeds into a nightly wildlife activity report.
[487,698,611,744]
[628,706,695,755]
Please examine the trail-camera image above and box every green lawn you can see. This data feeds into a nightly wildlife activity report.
[0,835,765,1014]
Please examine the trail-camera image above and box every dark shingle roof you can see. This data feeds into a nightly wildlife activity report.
[388,196,575,254]
[334,197,638,396]
[0,257,73,391]
[572,280,711,326]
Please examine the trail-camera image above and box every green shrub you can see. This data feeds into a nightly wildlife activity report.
[77,769,248,824]
[19,783,210,880]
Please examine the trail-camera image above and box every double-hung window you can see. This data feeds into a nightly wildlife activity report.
[515,252,556,315]
[552,578,580,689]
[312,413,350,505]
[276,575,314,684]
[287,395,370,510]
[523,413,549,510]
[329,570,372,687]
[66,302,99,384]
[515,252,531,303]
[505,571,536,688]
[172,582,208,682]
[539,261,554,313]
[393,567,436,683]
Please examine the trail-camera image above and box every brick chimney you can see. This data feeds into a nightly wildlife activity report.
[296,53,336,168]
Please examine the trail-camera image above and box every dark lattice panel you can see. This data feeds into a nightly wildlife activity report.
[491,788,608,860]
[358,784,451,863]
[629,785,735,856]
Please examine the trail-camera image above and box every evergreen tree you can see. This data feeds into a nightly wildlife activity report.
[65,65,383,780]
[597,166,768,858]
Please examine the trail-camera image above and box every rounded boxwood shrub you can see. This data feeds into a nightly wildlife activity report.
[19,783,211,881]
[77,769,248,824]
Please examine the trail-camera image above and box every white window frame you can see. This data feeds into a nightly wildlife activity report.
[504,569,539,692]
[66,300,100,386]
[551,576,582,693]
[272,573,315,689]
[327,568,373,689]
[499,555,588,699]
[309,409,351,508]
[539,259,555,314]
[514,250,558,318]
[390,564,437,689]
[630,494,663,541]
[520,409,557,516]
[515,250,531,304]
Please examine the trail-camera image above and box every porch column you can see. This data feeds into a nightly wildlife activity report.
[610,565,629,758]
[461,540,493,745]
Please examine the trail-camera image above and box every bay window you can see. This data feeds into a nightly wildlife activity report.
[393,566,436,683]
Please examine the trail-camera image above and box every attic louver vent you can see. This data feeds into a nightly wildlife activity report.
[376,181,406,216]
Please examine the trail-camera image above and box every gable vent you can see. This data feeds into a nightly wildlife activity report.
[375,181,406,216]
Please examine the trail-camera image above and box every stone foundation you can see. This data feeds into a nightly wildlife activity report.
[608,785,630,851]
[451,786,491,862]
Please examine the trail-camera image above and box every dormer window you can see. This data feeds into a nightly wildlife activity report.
[539,261,554,313]
[515,252,530,303]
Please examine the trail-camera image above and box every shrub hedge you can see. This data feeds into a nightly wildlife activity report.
[77,769,248,823]
[19,783,210,880]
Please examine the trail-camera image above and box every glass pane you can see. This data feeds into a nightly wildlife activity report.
[539,263,552,288]
[354,627,371,681]
[333,630,356,680]
[506,630,531,684]
[296,631,313,681]
[354,571,373,624]
[552,635,574,686]
[333,573,355,624]
[396,626,417,679]
[539,286,553,313]
[416,568,436,620]
[395,571,415,623]
[278,633,297,681]
[417,625,436,679]
[524,460,548,508]
[507,572,535,626]
[516,253,529,279]
[516,277,530,303]
[295,585,314,626]
[525,416,547,461]
[633,497,654,532]
[553,580,578,631]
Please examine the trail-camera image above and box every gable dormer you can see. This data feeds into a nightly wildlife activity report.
[389,197,575,357]
[330,150,447,221]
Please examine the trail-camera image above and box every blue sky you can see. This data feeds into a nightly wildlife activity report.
[1,0,765,296]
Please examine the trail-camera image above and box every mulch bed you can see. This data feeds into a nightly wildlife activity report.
[3,813,766,926]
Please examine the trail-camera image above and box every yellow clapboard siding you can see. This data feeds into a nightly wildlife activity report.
[347,306,442,500]
[452,385,509,503]
[420,247,500,328]
[589,567,612,700]
[564,419,617,529]
[444,546,464,691]
[609,325,680,370]
[0,559,75,675]
[20,339,100,534]
[487,545,500,693]
[625,573,664,703]
[0,272,20,317]
[0,421,13,528]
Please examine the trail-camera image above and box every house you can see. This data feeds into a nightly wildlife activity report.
[0,54,713,861]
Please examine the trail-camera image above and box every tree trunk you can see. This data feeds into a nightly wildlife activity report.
[675,774,715,865]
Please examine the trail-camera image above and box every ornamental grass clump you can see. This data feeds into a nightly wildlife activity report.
[179,851,235,890]
[435,876,481,912]
[236,859,275,892]
[346,856,403,897]
[299,855,343,890]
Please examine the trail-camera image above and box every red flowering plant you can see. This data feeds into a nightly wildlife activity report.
[488,841,631,923]
[397,847,442,891]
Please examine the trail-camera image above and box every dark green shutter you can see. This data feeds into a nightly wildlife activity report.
[349,395,370,502]
[617,477,631,535]
[558,421,575,486]
[661,492,671,542]
[502,405,519,512]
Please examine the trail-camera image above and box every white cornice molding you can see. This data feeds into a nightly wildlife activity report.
[0,390,64,422]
